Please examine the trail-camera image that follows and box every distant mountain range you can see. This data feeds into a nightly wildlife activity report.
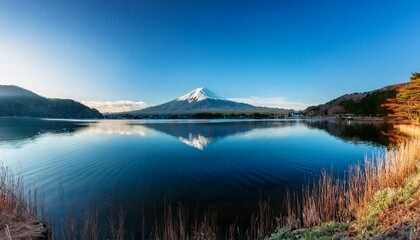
[2,83,404,120]
[304,83,406,116]
[123,87,289,117]
[0,85,103,119]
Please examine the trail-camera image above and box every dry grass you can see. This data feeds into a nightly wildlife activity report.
[348,138,420,221]
[284,135,420,229]
[55,198,275,240]
[300,170,348,227]
[152,198,274,240]
[397,124,420,137]
[0,165,49,239]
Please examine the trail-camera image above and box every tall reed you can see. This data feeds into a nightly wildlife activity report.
[286,137,420,227]
[53,197,276,239]
[0,165,49,239]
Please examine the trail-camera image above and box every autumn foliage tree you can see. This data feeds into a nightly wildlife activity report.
[382,73,420,126]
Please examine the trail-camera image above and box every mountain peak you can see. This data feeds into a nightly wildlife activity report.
[177,87,224,102]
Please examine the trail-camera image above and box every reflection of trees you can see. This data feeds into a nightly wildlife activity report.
[0,118,89,142]
[303,120,391,146]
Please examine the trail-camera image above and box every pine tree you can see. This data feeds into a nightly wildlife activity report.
[382,73,420,125]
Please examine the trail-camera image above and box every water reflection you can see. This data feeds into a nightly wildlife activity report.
[82,120,148,136]
[303,120,390,146]
[0,118,391,148]
[139,121,296,150]
[0,118,389,236]
[0,118,89,142]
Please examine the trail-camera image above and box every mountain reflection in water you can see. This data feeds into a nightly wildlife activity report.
[138,121,297,150]
[0,118,391,148]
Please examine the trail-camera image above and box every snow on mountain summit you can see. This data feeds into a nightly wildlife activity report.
[177,87,224,102]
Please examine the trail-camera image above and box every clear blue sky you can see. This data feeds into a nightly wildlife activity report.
[1,0,419,111]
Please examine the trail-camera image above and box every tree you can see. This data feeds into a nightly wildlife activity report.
[382,73,420,125]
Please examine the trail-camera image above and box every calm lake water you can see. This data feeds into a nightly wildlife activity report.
[0,118,389,234]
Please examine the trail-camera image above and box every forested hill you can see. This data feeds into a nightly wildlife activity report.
[0,85,103,119]
[304,83,406,116]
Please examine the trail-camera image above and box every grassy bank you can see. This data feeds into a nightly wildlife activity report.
[268,127,420,239]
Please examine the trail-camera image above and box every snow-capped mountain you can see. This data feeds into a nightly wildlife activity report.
[127,87,286,115]
[177,87,224,102]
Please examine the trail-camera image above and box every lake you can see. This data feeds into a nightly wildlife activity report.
[0,118,390,236]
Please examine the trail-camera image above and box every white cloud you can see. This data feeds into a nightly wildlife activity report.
[82,100,148,113]
[228,96,313,110]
